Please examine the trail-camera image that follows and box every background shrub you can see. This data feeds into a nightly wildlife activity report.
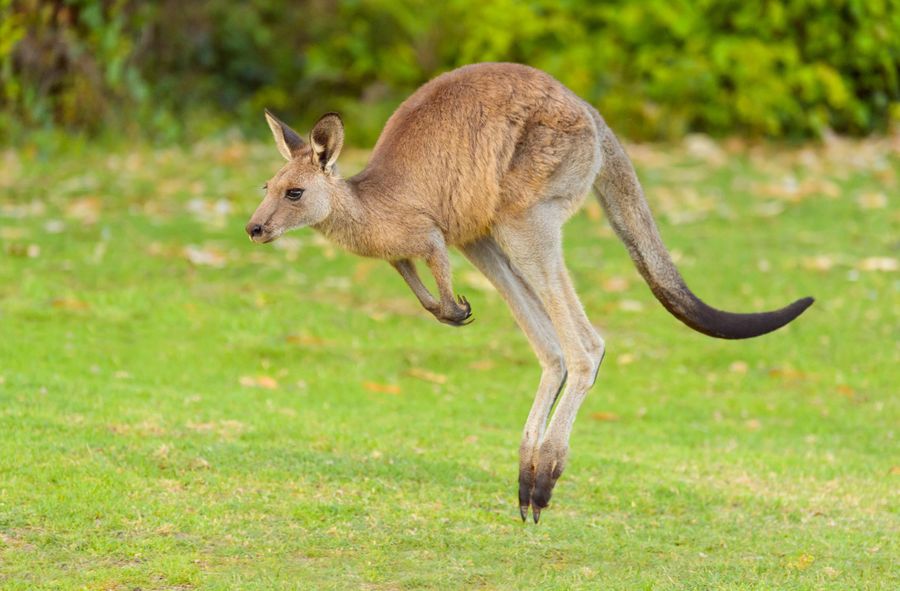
[2,0,898,143]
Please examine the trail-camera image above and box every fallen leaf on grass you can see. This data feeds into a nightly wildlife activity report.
[461,270,495,292]
[51,297,89,311]
[729,361,749,374]
[758,177,838,202]
[468,359,495,371]
[153,444,172,461]
[786,553,814,571]
[406,368,447,384]
[239,375,279,389]
[624,142,674,169]
[584,200,603,221]
[285,334,329,346]
[616,353,635,366]
[147,241,179,258]
[753,201,785,218]
[768,367,807,381]
[618,299,644,312]
[802,255,835,272]
[215,142,250,165]
[185,198,232,227]
[363,381,401,395]
[683,133,726,166]
[133,420,166,436]
[857,257,897,272]
[0,227,28,240]
[190,457,211,470]
[186,420,246,438]
[116,419,166,436]
[5,243,40,258]
[184,245,227,268]
[310,233,337,260]
[65,196,102,224]
[836,384,855,399]
[255,375,279,389]
[856,191,887,210]
[590,411,620,422]
[0,199,45,219]
[602,276,630,293]
[352,260,378,283]
[654,186,715,225]
[44,219,65,234]
[0,532,34,550]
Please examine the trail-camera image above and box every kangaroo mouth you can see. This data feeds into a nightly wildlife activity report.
[251,228,282,244]
[249,233,278,244]
[247,221,283,244]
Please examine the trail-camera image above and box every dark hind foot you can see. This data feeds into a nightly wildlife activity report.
[518,441,566,523]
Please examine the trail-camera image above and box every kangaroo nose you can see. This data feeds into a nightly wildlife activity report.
[246,223,263,238]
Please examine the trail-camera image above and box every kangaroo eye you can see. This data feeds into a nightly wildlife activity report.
[285,188,304,201]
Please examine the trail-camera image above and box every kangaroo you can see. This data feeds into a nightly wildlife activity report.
[246,62,814,523]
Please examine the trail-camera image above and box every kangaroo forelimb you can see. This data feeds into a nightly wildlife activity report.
[425,247,473,326]
[392,256,472,326]
[392,259,438,311]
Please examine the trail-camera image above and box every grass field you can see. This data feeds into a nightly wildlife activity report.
[1,133,897,590]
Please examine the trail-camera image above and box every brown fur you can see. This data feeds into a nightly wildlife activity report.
[247,62,813,521]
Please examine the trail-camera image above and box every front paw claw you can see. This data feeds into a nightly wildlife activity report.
[437,295,473,326]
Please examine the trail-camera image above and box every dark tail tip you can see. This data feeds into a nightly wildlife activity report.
[776,295,816,332]
[794,296,815,314]
[698,295,815,340]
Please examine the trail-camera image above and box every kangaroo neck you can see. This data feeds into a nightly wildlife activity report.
[313,177,371,254]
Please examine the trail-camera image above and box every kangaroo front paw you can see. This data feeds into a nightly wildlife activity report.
[436,294,474,326]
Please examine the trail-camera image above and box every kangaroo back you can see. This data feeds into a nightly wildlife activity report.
[593,127,813,339]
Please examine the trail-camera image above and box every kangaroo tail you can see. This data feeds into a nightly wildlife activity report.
[592,127,813,339]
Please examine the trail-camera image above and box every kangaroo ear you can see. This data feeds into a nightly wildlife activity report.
[309,112,344,172]
[264,108,305,161]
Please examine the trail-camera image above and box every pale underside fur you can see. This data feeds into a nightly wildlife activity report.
[247,62,813,522]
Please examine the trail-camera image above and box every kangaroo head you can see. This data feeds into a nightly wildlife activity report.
[246,110,345,243]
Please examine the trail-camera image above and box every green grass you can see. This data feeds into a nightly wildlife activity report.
[1,135,897,590]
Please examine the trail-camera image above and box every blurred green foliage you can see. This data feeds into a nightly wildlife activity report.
[2,0,899,143]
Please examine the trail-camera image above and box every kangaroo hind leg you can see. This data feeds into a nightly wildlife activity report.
[493,205,605,521]
[461,236,566,522]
